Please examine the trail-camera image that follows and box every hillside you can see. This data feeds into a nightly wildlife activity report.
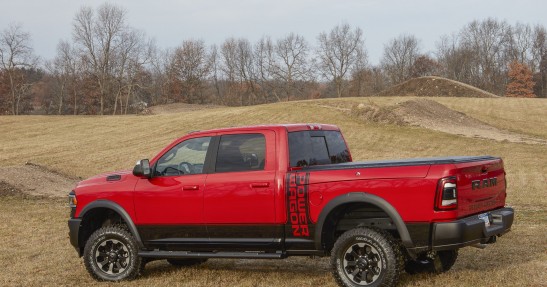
[375,76,499,98]
[0,96,546,287]
[350,98,546,145]
[147,102,225,115]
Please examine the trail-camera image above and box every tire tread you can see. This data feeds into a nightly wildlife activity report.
[330,227,402,287]
[83,226,144,281]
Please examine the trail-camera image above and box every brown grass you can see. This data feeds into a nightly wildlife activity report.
[0,97,546,286]
[375,76,499,98]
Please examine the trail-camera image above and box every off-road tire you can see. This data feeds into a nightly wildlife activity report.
[83,226,145,281]
[167,258,208,267]
[405,250,458,274]
[331,227,402,287]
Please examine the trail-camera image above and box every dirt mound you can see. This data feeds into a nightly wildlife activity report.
[0,181,22,197]
[351,102,405,125]
[0,163,79,198]
[148,103,225,115]
[375,76,499,98]
[352,99,546,145]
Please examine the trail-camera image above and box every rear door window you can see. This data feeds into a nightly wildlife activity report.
[215,134,266,172]
[289,131,350,167]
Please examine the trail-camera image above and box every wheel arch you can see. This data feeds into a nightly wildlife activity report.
[79,200,144,254]
[314,192,414,252]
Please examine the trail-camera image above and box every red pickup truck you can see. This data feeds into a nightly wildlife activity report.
[67,124,513,286]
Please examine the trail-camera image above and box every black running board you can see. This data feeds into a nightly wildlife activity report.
[138,250,286,259]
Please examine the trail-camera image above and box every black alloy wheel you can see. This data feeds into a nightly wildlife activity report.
[331,227,402,287]
[342,242,383,285]
[83,226,145,281]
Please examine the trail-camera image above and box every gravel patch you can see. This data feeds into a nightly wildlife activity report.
[0,163,79,198]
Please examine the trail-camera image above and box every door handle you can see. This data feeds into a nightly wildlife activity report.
[250,182,270,188]
[182,185,199,190]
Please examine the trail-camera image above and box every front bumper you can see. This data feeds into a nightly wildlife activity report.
[68,218,82,252]
[432,207,514,250]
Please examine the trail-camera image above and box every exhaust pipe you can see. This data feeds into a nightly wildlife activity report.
[472,243,487,249]
[472,236,497,249]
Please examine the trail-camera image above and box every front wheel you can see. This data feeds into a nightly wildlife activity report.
[331,228,402,287]
[83,226,145,281]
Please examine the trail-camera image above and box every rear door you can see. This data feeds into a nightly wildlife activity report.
[203,130,281,248]
[454,158,506,218]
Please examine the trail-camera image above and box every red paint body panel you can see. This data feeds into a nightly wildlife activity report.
[452,159,506,218]
[72,123,508,249]
[133,174,207,224]
[73,170,138,221]
[204,130,278,224]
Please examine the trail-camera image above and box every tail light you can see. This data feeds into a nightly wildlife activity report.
[435,176,457,211]
[307,124,322,130]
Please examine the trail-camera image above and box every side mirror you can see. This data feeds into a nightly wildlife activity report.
[133,159,151,178]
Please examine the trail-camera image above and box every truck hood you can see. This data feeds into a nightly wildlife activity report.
[76,169,134,188]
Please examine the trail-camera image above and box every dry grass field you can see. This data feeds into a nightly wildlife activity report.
[0,96,546,286]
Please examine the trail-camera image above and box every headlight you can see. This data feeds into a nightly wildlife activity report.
[68,191,77,208]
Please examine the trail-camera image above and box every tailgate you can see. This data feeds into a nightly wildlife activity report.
[454,158,507,218]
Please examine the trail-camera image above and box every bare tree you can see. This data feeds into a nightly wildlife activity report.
[436,33,477,84]
[254,36,278,102]
[410,55,441,78]
[0,23,38,115]
[48,40,82,114]
[273,33,312,101]
[436,19,514,95]
[72,3,127,115]
[507,23,534,67]
[381,34,421,85]
[209,44,224,103]
[112,29,152,114]
[220,38,238,83]
[348,48,370,97]
[168,39,212,104]
[532,25,547,97]
[317,24,366,97]
[220,38,257,105]
[148,47,171,105]
[459,18,511,94]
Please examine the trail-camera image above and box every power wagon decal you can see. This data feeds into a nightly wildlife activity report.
[286,172,311,237]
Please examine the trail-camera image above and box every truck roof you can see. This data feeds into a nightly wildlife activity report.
[187,123,340,136]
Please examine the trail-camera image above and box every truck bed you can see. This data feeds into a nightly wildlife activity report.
[301,156,499,170]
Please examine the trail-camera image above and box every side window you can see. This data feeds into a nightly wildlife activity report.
[154,137,211,176]
[310,136,331,165]
[289,131,350,167]
[324,131,351,164]
[216,134,266,173]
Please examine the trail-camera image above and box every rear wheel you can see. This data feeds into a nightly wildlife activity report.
[331,227,402,287]
[83,226,145,281]
[167,258,208,267]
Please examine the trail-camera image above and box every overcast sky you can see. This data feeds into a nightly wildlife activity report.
[1,0,546,65]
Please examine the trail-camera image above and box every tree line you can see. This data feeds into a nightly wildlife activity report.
[1,3,546,115]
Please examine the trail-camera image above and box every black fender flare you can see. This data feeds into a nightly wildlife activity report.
[314,192,414,250]
[80,200,144,248]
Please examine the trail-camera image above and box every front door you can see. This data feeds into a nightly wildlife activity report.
[133,136,213,248]
[204,131,281,248]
